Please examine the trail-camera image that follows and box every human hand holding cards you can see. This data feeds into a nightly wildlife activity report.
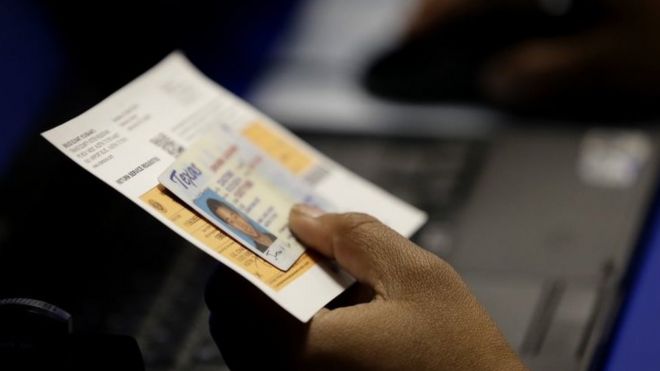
[42,52,426,321]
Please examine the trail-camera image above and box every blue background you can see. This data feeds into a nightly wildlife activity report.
[603,188,660,371]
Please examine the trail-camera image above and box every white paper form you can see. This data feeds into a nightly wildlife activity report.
[42,53,427,321]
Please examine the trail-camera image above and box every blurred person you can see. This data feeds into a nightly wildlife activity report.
[409,0,660,108]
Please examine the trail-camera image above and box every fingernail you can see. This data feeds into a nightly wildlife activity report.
[292,204,324,218]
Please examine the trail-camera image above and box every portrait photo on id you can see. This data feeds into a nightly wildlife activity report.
[197,191,277,253]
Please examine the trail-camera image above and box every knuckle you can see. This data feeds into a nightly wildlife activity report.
[337,212,381,239]
[412,249,452,276]
[331,213,385,263]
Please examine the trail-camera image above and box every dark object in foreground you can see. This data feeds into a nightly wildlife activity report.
[0,298,144,371]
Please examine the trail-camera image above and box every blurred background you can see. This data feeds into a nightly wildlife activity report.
[1,0,660,370]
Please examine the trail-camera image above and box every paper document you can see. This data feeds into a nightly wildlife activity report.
[41,52,427,321]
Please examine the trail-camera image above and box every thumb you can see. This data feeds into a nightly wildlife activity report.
[289,205,422,296]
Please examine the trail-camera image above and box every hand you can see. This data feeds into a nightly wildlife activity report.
[408,0,660,107]
[206,205,527,371]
